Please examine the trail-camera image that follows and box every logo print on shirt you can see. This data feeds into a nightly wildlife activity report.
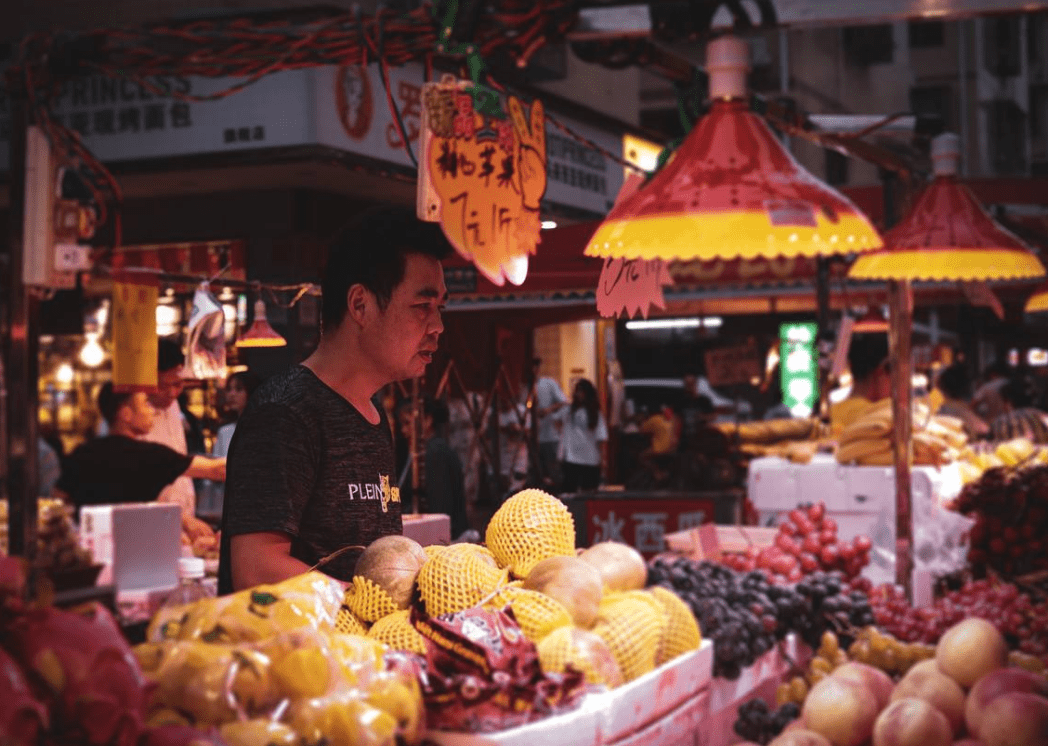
[347,475,399,512]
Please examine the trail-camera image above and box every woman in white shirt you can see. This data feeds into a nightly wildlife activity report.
[560,378,608,493]
[199,370,261,519]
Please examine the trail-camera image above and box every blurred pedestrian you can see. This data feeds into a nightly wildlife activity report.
[560,378,608,493]
[989,376,1048,443]
[935,363,989,439]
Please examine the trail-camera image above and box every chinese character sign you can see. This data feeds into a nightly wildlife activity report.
[596,257,674,319]
[585,498,717,557]
[112,273,159,392]
[417,77,547,286]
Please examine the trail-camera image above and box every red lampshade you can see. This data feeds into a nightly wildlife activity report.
[850,134,1045,281]
[236,298,286,348]
[585,36,883,263]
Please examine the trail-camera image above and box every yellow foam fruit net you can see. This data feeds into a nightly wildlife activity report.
[593,591,666,682]
[648,586,701,664]
[367,610,428,656]
[483,586,573,643]
[344,575,401,623]
[417,543,509,617]
[485,489,576,577]
[423,544,446,559]
[334,604,370,636]
[537,626,624,689]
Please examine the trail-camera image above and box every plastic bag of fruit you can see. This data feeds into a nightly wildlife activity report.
[147,571,344,643]
[413,603,587,732]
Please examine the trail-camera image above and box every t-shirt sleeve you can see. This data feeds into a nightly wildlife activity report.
[143,441,195,487]
[223,402,315,540]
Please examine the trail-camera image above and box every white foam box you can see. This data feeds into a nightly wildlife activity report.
[78,505,115,564]
[608,689,709,746]
[426,641,714,746]
[747,455,963,585]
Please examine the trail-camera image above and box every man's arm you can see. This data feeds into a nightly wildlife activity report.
[185,455,226,481]
[230,531,312,590]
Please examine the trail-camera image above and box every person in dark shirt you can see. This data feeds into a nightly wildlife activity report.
[421,397,469,539]
[57,383,226,516]
[220,206,452,592]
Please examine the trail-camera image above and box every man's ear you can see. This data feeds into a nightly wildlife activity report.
[345,284,371,326]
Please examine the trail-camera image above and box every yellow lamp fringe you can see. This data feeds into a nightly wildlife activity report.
[849,247,1046,282]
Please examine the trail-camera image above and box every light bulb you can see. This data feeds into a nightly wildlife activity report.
[79,335,105,367]
[56,363,75,385]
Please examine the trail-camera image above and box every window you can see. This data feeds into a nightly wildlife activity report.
[984,16,1022,78]
[987,100,1027,175]
[909,21,944,48]
[825,150,849,186]
[842,25,895,66]
[910,85,953,133]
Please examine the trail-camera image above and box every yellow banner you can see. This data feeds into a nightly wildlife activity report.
[112,273,158,391]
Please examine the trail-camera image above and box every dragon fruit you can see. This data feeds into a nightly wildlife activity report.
[0,646,48,746]
[4,602,149,746]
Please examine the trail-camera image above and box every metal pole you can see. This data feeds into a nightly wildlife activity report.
[2,81,40,562]
[888,280,914,598]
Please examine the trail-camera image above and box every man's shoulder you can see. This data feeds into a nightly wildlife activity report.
[249,366,332,412]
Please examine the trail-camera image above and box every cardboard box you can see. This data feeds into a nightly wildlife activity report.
[403,513,451,546]
[665,524,777,562]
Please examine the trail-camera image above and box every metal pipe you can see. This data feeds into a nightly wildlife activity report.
[958,19,969,176]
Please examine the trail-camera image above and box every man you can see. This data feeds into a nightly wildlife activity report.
[527,360,568,491]
[830,332,892,434]
[143,340,199,520]
[220,206,451,593]
[989,376,1048,443]
[56,383,226,513]
[420,397,469,540]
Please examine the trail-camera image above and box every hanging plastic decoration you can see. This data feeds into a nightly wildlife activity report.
[186,283,227,379]
[417,75,547,286]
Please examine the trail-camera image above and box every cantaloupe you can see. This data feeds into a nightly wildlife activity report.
[523,556,604,629]
[578,542,647,592]
[353,535,429,609]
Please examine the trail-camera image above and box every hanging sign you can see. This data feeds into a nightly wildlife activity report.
[417,76,547,286]
[596,257,674,319]
[112,271,159,392]
[705,344,764,388]
[780,322,819,417]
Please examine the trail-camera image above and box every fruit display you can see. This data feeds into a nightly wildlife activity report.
[834,404,966,468]
[138,571,425,746]
[0,499,95,573]
[952,462,1048,578]
[868,579,1048,666]
[648,555,874,679]
[719,502,873,583]
[741,617,1048,746]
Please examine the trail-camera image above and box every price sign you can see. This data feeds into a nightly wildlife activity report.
[597,257,674,319]
[112,272,159,392]
[417,76,547,287]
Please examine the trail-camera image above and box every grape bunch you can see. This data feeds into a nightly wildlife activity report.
[793,571,876,650]
[955,464,1048,578]
[868,578,1048,667]
[647,557,807,680]
[733,698,800,745]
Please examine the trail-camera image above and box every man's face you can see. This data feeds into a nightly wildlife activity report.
[151,366,184,410]
[363,253,447,383]
[125,392,156,436]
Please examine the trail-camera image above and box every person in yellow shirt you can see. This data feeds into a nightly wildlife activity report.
[830,333,892,435]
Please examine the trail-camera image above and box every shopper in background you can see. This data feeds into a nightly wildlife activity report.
[829,333,892,434]
[936,363,989,440]
[56,383,225,515]
[638,402,680,485]
[560,378,608,493]
[527,360,568,492]
[220,205,451,593]
[198,370,263,521]
[972,360,1011,423]
[989,376,1048,443]
[421,397,470,539]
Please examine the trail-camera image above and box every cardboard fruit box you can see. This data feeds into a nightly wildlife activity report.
[664,524,778,563]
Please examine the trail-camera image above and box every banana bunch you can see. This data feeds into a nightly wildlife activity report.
[835,402,966,468]
[954,437,1048,484]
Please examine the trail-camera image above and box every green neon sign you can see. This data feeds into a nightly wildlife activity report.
[780,322,818,417]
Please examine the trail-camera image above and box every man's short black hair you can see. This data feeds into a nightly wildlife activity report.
[158,338,185,373]
[321,205,453,331]
[937,363,972,400]
[848,333,890,382]
[1001,376,1035,408]
[97,382,133,424]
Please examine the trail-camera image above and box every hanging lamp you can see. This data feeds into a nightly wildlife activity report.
[850,134,1045,281]
[847,132,1044,602]
[1026,286,1048,313]
[585,35,883,263]
[236,296,287,348]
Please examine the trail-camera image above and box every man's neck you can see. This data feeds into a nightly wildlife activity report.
[302,336,382,422]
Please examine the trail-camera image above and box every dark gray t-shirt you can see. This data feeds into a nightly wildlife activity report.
[218,366,402,594]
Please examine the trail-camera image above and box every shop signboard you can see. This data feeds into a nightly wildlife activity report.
[583,497,718,557]
[704,343,764,387]
[780,322,818,416]
[111,272,159,392]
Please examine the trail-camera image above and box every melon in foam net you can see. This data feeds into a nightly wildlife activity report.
[523,555,603,629]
